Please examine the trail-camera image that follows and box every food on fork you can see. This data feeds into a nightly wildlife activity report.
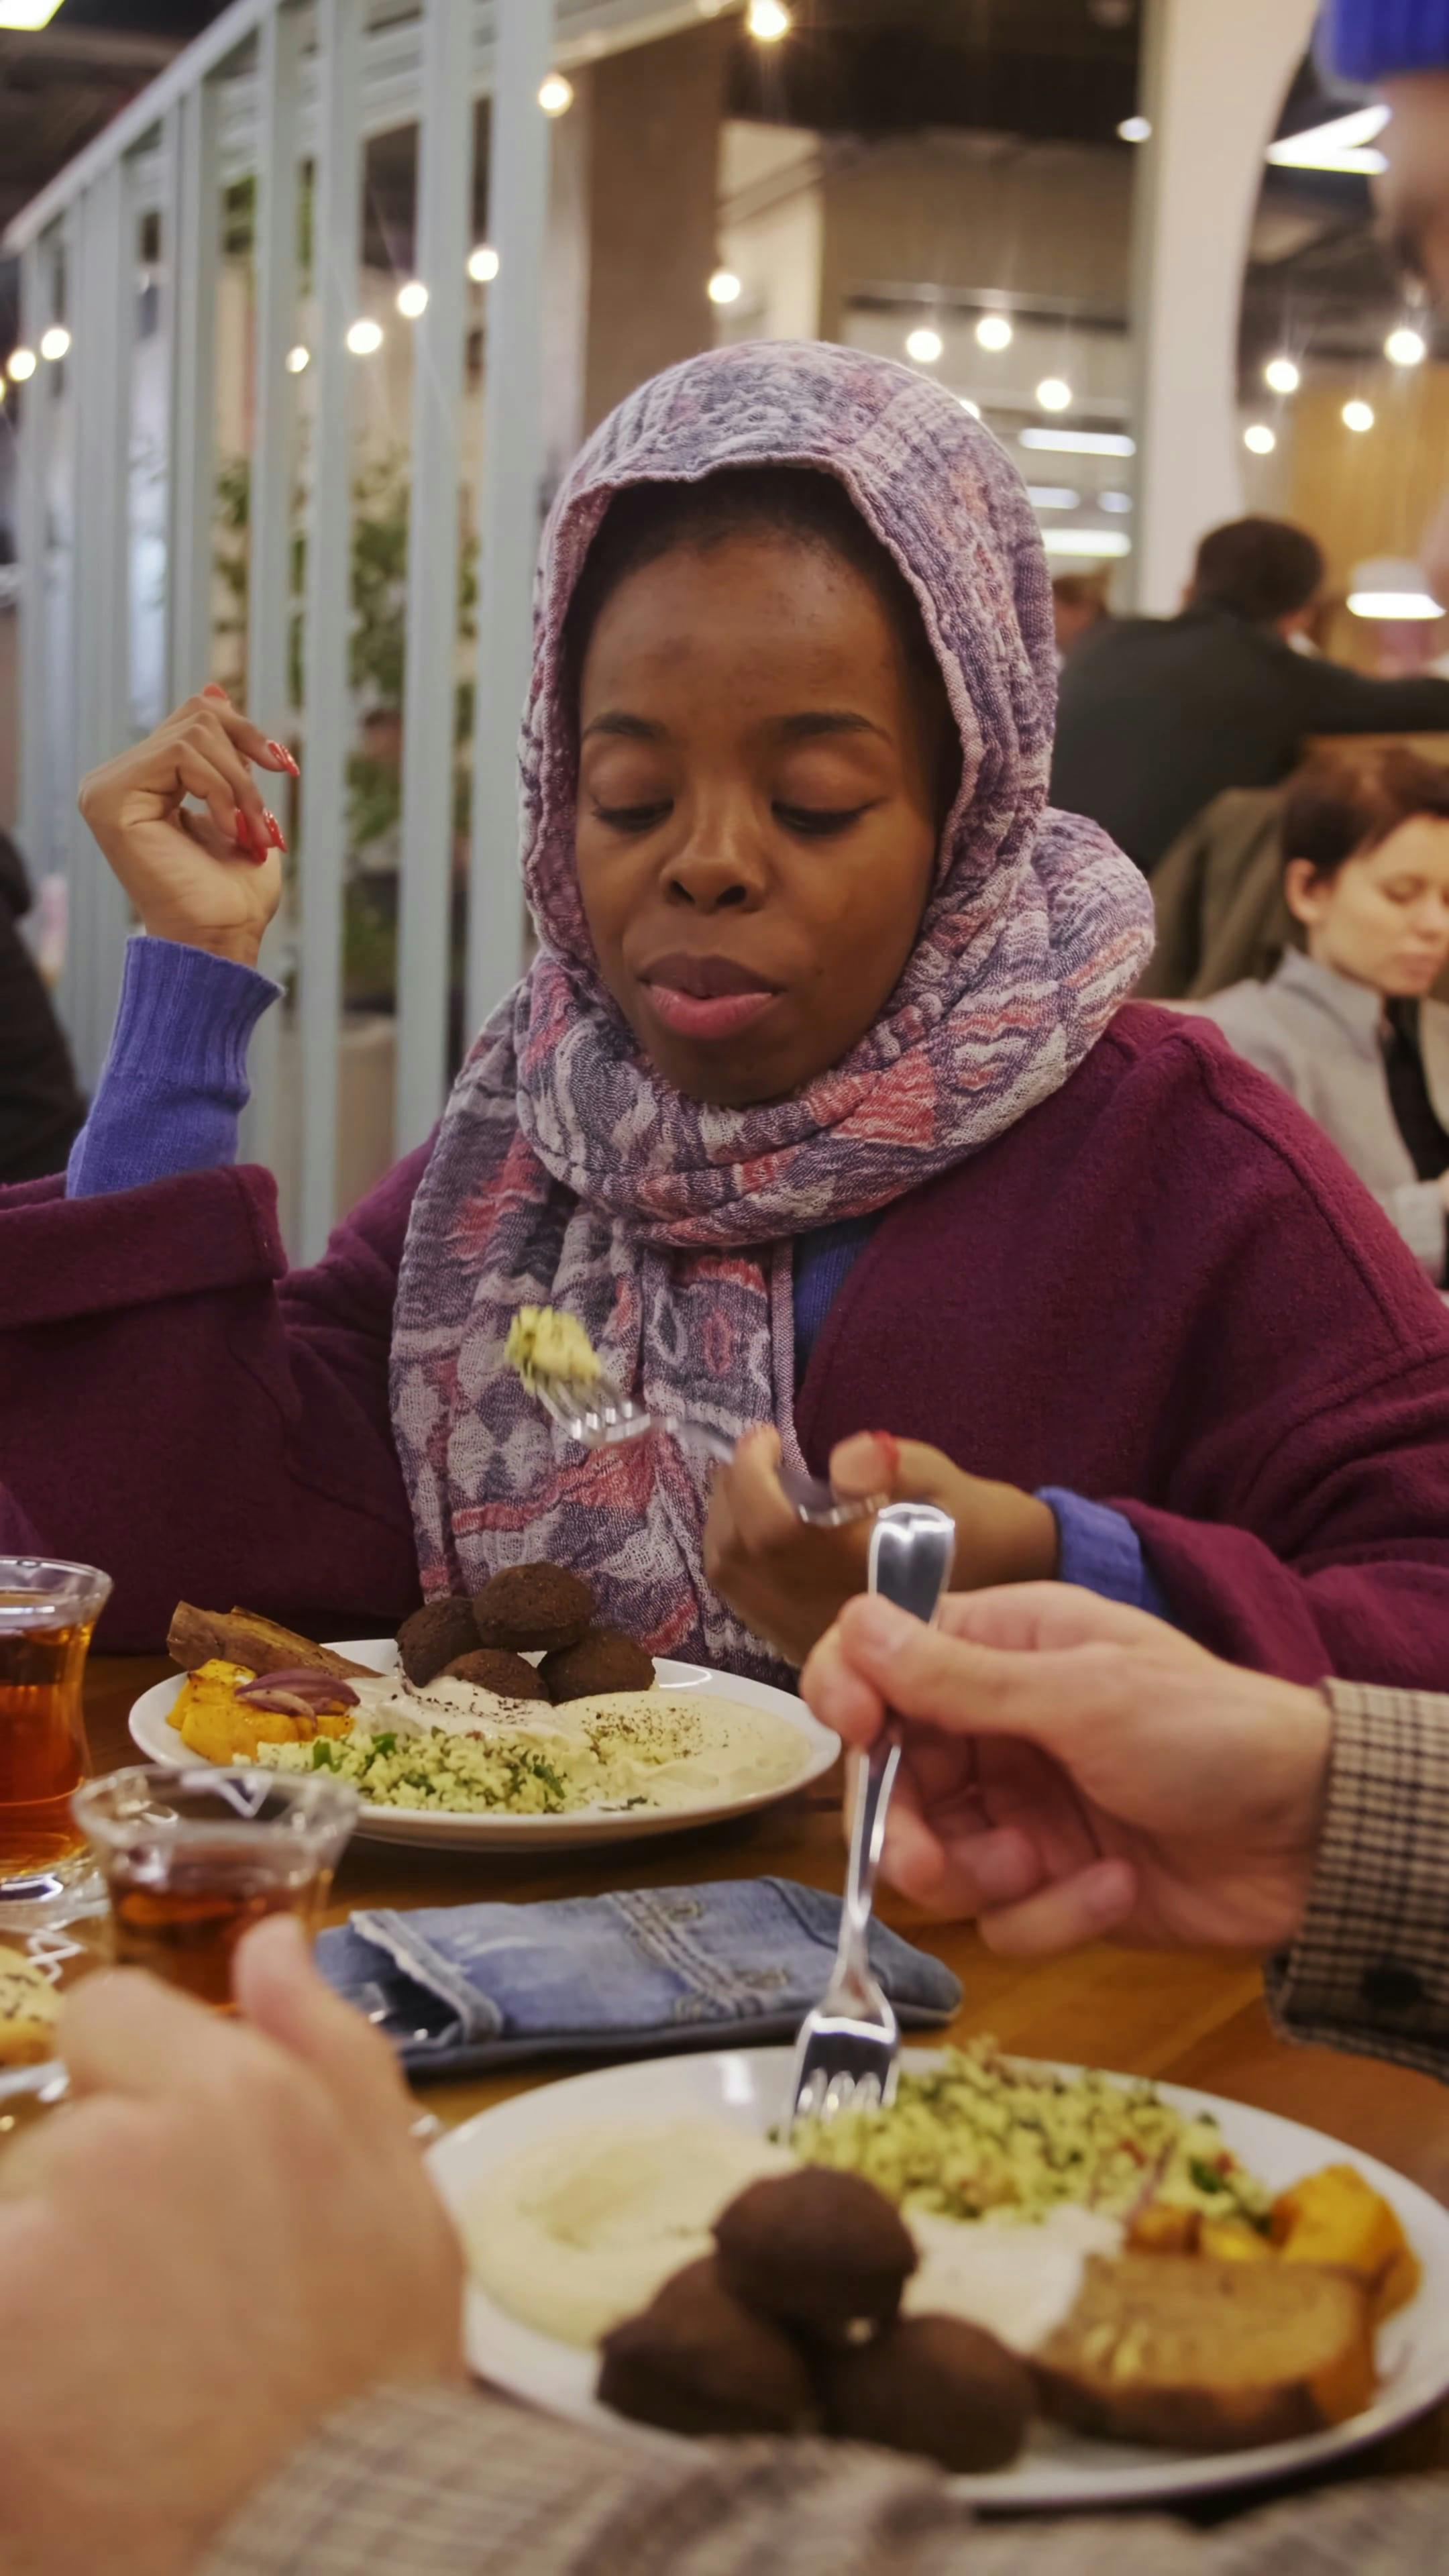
[168,1603,374,1682]
[713,2167,917,2332]
[1032,2253,1376,2451]
[443,1648,549,1701]
[0,1945,61,2068]
[821,2312,1034,2472]
[397,1598,482,1686]
[541,1629,655,1703]
[473,1564,595,1655]
[505,1305,602,1395]
[598,2257,814,2437]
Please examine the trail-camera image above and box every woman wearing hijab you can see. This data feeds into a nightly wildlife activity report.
[4,343,1449,1688]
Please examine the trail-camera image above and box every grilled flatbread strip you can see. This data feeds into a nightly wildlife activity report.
[167,1603,374,1682]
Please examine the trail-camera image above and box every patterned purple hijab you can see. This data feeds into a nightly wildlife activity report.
[390,341,1153,1678]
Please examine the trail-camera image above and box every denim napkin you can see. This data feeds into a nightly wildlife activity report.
[316,1876,961,2078]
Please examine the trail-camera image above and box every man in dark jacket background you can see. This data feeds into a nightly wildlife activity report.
[0,829,84,1183]
[1051,516,1449,873]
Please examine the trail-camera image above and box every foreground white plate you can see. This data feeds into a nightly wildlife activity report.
[128,1642,837,1850]
[428,2045,1449,2514]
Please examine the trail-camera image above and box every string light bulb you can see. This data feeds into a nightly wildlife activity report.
[345,318,384,356]
[708,268,743,306]
[284,344,310,374]
[906,326,944,365]
[1342,398,1375,433]
[747,0,791,38]
[1264,356,1300,394]
[39,326,70,362]
[538,72,574,115]
[468,244,500,283]
[1244,423,1277,454]
[1117,116,1152,142]
[975,313,1013,352]
[1385,325,1427,366]
[1035,377,1073,413]
[6,346,36,382]
[396,280,429,319]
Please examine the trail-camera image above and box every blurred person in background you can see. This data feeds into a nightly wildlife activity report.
[1199,749,1449,1281]
[1052,517,1449,874]
[0,828,84,1186]
[1050,570,1111,667]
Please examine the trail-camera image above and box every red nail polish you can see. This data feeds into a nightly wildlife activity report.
[264,809,288,855]
[867,1432,902,1481]
[233,806,255,854]
[266,740,301,778]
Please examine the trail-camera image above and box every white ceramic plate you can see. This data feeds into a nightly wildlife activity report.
[428,2044,1449,2513]
[127,1642,837,1850]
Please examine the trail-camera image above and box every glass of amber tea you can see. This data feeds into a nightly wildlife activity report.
[0,1560,113,1887]
[72,1765,358,2011]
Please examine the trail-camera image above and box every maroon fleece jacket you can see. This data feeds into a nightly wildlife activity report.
[4,1006,1449,1686]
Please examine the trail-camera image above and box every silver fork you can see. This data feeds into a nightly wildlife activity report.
[788,1499,957,2125]
[532,1370,883,1529]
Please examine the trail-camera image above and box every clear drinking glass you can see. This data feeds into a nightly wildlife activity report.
[0,1559,113,1889]
[73,1764,358,2011]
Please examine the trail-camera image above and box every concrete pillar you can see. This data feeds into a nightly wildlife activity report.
[1130,0,1319,611]
[579,21,730,437]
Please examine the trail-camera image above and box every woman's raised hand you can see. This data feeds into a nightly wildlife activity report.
[78,686,297,970]
[704,1428,1059,1669]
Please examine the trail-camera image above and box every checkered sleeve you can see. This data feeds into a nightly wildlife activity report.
[1265,1680,1449,2080]
[201,2388,1449,2576]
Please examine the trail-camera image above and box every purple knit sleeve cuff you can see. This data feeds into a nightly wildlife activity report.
[1038,1487,1173,1621]
[67,935,280,1199]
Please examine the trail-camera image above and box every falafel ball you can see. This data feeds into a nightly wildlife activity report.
[473,1563,595,1655]
[714,2168,917,2333]
[541,1627,655,1703]
[822,2313,1034,2473]
[443,1648,549,1701]
[598,2261,814,2438]
[396,1597,480,1686]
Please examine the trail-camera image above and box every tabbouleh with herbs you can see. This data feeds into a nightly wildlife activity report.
[793,2039,1271,2229]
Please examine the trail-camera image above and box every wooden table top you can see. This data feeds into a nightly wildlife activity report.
[87,1653,1449,2495]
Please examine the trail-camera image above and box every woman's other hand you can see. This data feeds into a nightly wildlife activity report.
[704,1427,1057,1668]
[78,687,295,969]
[802,1584,1330,1955]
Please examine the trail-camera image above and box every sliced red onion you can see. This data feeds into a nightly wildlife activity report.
[236,1668,360,1714]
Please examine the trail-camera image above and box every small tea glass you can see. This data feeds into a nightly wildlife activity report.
[72,1764,359,2011]
[0,1558,113,1892]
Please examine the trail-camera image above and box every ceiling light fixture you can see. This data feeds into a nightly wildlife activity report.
[284,343,310,374]
[1342,398,1375,432]
[1265,101,1390,174]
[1264,355,1301,394]
[468,244,500,283]
[1020,426,1135,455]
[1348,557,1444,619]
[708,268,743,306]
[906,326,944,365]
[747,0,791,37]
[1041,528,1132,558]
[1099,490,1133,512]
[975,313,1012,352]
[1026,486,1082,510]
[539,72,574,114]
[396,280,429,319]
[1243,423,1277,454]
[0,1,63,27]
[1035,377,1073,413]
[39,326,70,362]
[1386,325,1427,366]
[5,346,37,382]
[1117,116,1152,143]
[345,318,384,356]
[959,396,981,418]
